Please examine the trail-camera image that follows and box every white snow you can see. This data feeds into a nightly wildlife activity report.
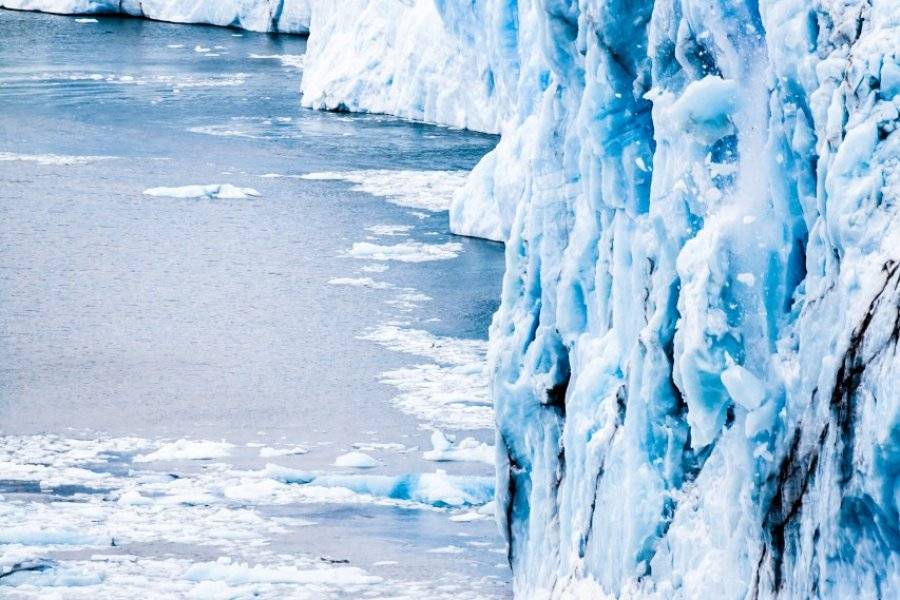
[142,184,260,199]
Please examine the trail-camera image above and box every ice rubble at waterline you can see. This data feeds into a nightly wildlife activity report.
[0,0,311,34]
[301,0,900,597]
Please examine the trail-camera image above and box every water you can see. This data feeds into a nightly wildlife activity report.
[0,10,508,598]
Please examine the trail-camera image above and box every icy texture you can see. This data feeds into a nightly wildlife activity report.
[0,434,501,597]
[0,0,311,33]
[300,0,502,133]
[303,0,899,597]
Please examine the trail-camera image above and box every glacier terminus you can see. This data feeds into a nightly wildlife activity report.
[2,0,898,598]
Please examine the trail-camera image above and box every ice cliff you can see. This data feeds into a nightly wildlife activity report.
[0,0,311,33]
[302,0,899,598]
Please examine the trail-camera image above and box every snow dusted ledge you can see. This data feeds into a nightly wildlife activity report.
[0,0,311,34]
[300,0,900,598]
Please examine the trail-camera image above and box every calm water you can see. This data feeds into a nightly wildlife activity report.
[0,10,508,598]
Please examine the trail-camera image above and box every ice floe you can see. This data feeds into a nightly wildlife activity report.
[248,54,306,69]
[142,184,260,199]
[134,440,233,462]
[346,241,462,263]
[258,446,309,458]
[0,151,115,166]
[422,430,494,465]
[327,277,393,289]
[358,325,491,430]
[300,170,469,211]
[365,224,413,236]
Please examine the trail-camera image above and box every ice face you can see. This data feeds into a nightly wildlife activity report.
[302,0,899,598]
[299,0,502,134]
[0,0,311,34]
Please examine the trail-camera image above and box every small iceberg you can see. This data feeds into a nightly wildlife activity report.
[333,451,378,468]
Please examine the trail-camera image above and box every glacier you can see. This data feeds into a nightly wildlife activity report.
[0,0,311,33]
[300,0,900,598]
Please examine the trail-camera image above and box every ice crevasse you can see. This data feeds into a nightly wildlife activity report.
[301,0,900,598]
[0,0,312,33]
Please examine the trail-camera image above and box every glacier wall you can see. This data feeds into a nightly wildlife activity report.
[300,0,503,134]
[0,0,311,33]
[302,0,900,597]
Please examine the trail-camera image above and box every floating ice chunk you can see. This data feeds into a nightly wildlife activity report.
[423,431,494,465]
[134,440,234,463]
[248,54,305,69]
[142,184,260,199]
[267,466,493,508]
[328,277,393,289]
[360,325,486,365]
[194,45,211,53]
[258,446,309,458]
[0,152,115,166]
[449,500,496,522]
[365,224,413,236]
[720,365,766,412]
[183,560,380,586]
[0,526,107,546]
[346,241,462,262]
[0,565,103,587]
[333,451,378,468]
[75,18,98,23]
[301,170,469,211]
[167,44,185,49]
[359,325,491,429]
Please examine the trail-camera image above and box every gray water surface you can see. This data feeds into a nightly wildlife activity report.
[0,10,509,598]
